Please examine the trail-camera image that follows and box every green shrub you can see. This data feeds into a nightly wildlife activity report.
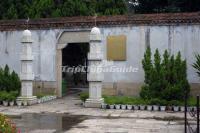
[0,91,17,102]
[7,94,16,102]
[80,92,89,102]
[0,65,21,95]
[149,98,162,105]
[168,100,182,106]
[0,113,17,133]
[0,91,9,101]
[104,96,117,104]
[159,99,168,106]
[36,93,46,99]
[140,85,151,100]
[140,48,190,102]
[104,96,147,105]
[188,97,197,106]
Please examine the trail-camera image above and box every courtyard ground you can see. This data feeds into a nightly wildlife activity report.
[0,94,195,133]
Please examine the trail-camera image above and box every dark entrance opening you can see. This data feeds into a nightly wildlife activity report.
[62,43,89,96]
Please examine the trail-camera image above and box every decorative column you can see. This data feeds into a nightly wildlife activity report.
[17,30,37,105]
[85,27,104,108]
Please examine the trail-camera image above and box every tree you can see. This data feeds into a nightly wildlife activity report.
[140,48,190,101]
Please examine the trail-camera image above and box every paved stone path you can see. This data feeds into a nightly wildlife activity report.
[0,95,195,133]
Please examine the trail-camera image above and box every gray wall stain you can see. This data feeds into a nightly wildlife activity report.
[145,27,150,48]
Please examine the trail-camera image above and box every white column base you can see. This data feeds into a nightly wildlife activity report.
[85,98,104,108]
[17,96,37,105]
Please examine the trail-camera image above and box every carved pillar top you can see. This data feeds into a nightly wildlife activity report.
[22,29,33,43]
[90,27,101,41]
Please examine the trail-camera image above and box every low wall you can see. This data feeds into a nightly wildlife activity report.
[32,81,200,97]
[33,81,57,95]
[102,82,200,97]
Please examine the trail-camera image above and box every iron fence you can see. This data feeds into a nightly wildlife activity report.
[185,95,200,133]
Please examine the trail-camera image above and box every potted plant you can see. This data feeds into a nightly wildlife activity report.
[126,99,133,110]
[115,101,121,110]
[1,92,9,106]
[105,98,115,109]
[150,98,160,111]
[160,100,167,112]
[146,100,153,111]
[188,97,196,112]
[79,92,89,106]
[139,99,146,110]
[8,94,16,106]
[133,99,139,110]
[169,100,180,112]
[121,99,127,110]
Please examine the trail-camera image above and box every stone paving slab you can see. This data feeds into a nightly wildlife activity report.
[0,96,192,120]
[0,95,194,133]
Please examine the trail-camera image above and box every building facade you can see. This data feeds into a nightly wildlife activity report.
[0,12,200,96]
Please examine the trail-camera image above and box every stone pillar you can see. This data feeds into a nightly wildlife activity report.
[85,27,104,108]
[56,49,62,98]
[17,30,37,105]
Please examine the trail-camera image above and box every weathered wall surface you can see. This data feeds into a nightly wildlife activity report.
[0,25,200,96]
[0,30,60,82]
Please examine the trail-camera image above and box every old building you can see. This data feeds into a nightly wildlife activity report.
[0,12,200,98]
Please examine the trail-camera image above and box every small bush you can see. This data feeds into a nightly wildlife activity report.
[0,65,21,95]
[80,92,89,102]
[140,47,190,102]
[188,97,197,106]
[149,98,162,105]
[0,114,18,133]
[168,100,182,106]
[104,96,147,105]
[0,91,17,102]
[36,93,46,99]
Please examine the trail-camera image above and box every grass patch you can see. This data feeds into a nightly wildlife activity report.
[103,96,146,105]
[79,92,197,106]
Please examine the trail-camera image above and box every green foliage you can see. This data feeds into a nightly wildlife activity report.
[168,100,182,106]
[0,65,21,94]
[0,0,200,20]
[149,98,162,105]
[80,92,89,102]
[0,0,126,20]
[140,48,190,102]
[36,93,47,99]
[193,54,200,78]
[0,114,17,133]
[135,0,200,14]
[0,91,17,101]
[104,96,147,105]
[188,97,197,106]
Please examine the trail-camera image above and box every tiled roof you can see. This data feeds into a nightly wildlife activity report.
[0,12,200,31]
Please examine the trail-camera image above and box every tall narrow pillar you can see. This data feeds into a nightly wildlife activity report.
[85,27,104,108]
[17,30,37,105]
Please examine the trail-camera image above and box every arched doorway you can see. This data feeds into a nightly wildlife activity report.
[62,43,89,96]
[56,27,104,108]
[56,30,90,97]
